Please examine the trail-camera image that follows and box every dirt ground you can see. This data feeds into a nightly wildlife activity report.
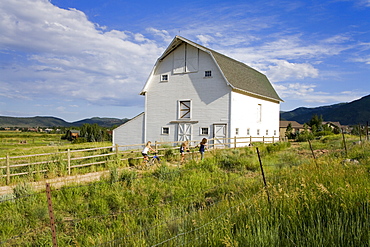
[0,170,111,196]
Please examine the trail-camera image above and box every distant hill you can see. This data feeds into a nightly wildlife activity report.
[0,116,129,128]
[281,94,370,125]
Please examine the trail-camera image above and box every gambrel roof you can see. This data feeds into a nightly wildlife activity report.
[141,36,283,102]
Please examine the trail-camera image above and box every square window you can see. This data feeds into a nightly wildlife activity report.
[266,130,269,135]
[235,128,239,135]
[205,70,212,77]
[200,127,209,135]
[162,127,169,135]
[161,74,168,82]
[274,130,277,135]
[257,129,260,136]
[247,128,250,135]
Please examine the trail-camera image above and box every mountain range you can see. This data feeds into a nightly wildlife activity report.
[280,94,370,125]
[1,94,369,128]
[0,116,129,128]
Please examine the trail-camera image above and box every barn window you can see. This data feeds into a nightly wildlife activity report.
[200,127,209,135]
[257,104,262,122]
[162,127,169,135]
[161,74,168,82]
[266,129,269,135]
[274,130,277,135]
[235,128,239,135]
[257,129,260,136]
[179,100,191,119]
[247,128,250,135]
[205,70,212,77]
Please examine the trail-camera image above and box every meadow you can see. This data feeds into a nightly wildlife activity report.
[0,132,369,246]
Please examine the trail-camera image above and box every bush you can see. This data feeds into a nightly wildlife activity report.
[296,131,314,142]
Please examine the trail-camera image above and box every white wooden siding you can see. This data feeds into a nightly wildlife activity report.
[230,91,280,146]
[145,47,230,144]
[113,113,145,149]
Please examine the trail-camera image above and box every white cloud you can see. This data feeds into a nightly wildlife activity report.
[0,0,164,107]
[265,60,319,82]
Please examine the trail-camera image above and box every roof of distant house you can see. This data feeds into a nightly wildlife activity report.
[280,120,304,128]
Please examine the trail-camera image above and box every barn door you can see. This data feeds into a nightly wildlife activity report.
[213,124,227,148]
[178,123,192,142]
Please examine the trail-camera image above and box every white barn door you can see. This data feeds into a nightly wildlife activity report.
[213,124,227,148]
[178,123,192,142]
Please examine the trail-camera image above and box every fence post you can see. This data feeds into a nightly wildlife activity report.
[256,148,271,205]
[46,183,58,247]
[341,128,347,158]
[250,136,252,144]
[155,141,158,151]
[272,136,275,143]
[234,136,236,149]
[263,136,265,143]
[6,154,10,185]
[115,144,119,161]
[67,149,71,176]
[308,139,318,168]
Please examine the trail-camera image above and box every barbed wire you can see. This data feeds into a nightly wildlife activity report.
[0,225,49,245]
[95,182,264,246]
[151,188,262,246]
[60,168,256,225]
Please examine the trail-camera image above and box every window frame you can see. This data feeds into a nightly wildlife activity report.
[200,127,209,136]
[161,127,170,135]
[178,100,191,119]
[161,74,169,82]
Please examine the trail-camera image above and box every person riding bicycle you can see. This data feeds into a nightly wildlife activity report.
[142,141,156,163]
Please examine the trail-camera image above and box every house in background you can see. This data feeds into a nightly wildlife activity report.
[113,36,283,149]
[279,120,305,138]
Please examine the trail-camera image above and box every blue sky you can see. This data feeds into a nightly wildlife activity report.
[0,0,369,122]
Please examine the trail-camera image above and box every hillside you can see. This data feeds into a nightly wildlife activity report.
[0,116,129,128]
[281,94,370,125]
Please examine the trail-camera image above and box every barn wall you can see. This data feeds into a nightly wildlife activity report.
[144,43,231,145]
[112,113,145,150]
[230,91,280,146]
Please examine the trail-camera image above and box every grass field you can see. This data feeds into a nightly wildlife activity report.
[0,131,111,157]
[0,132,369,246]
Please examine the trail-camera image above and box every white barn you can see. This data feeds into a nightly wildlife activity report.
[113,36,283,149]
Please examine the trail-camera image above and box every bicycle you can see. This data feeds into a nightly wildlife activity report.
[141,153,161,170]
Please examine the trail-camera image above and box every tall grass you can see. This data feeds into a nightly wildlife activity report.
[0,139,369,246]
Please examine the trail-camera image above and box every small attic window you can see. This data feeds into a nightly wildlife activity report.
[204,71,212,77]
[161,74,168,82]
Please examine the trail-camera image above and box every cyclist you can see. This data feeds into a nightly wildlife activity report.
[142,141,156,163]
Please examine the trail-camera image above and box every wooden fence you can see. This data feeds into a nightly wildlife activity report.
[0,136,280,184]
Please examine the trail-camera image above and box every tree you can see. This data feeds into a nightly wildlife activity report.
[285,123,295,139]
[307,114,323,133]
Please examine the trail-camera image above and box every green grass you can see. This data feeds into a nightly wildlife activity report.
[0,137,369,246]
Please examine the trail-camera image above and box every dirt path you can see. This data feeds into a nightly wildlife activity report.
[0,170,111,196]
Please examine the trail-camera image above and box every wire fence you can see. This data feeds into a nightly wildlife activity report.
[0,155,265,246]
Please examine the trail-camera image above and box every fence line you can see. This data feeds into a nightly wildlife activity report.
[1,136,279,184]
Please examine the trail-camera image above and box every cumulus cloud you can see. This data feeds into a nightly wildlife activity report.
[0,0,163,107]
[265,60,319,82]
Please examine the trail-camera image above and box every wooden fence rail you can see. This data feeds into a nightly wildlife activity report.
[0,136,280,184]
